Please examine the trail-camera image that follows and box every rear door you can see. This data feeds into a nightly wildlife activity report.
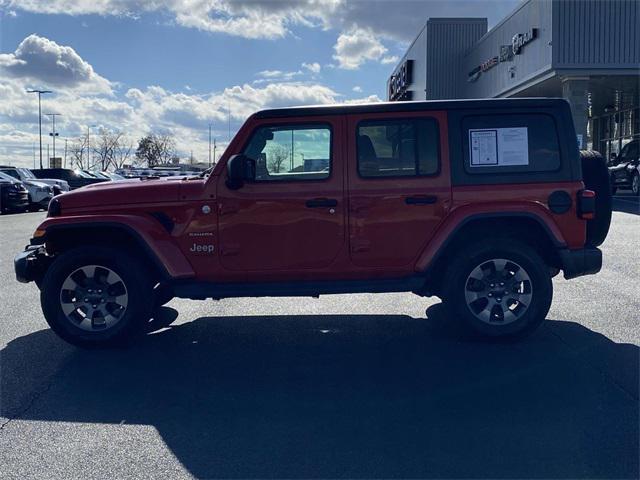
[346,111,451,269]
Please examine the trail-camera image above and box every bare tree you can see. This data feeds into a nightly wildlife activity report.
[92,129,135,170]
[135,134,176,167]
[267,144,290,173]
[68,137,89,170]
[111,136,135,170]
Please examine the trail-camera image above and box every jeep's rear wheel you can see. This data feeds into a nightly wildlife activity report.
[41,247,153,348]
[442,240,552,340]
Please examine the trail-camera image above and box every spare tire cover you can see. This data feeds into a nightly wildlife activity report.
[580,150,612,247]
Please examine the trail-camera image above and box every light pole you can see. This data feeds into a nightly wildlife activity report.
[46,113,61,162]
[208,123,212,167]
[26,89,52,169]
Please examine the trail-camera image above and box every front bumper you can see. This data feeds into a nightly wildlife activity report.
[14,245,50,284]
[559,247,602,280]
[33,195,53,208]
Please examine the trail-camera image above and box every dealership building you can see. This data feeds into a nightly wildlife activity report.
[387,0,639,157]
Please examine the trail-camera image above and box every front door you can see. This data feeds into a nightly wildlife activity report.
[347,111,451,269]
[217,117,345,272]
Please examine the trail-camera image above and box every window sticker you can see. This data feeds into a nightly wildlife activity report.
[469,127,529,167]
[470,130,498,165]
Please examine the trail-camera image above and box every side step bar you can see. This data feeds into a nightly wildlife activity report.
[171,276,428,300]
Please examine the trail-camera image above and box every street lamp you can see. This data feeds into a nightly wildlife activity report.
[45,113,61,164]
[26,89,52,169]
[208,123,213,167]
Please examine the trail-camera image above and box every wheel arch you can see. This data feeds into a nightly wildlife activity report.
[421,213,564,296]
[44,222,172,283]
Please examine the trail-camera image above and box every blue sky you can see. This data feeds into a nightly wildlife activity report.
[0,1,518,167]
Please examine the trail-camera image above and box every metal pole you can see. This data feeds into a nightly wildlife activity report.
[26,90,52,169]
[208,123,212,167]
[39,96,43,168]
[46,113,61,160]
[64,139,68,168]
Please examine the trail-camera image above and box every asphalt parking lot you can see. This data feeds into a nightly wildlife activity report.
[1,195,638,479]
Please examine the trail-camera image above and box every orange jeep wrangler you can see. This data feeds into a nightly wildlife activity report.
[15,99,611,347]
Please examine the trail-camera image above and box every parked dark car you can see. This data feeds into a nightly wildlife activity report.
[608,139,639,195]
[31,168,109,190]
[0,172,29,214]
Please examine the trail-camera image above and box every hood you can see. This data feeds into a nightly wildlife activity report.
[35,178,69,187]
[23,180,51,189]
[58,177,185,210]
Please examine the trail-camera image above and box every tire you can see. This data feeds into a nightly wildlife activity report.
[153,283,174,309]
[442,239,552,341]
[580,150,612,247]
[632,172,640,196]
[40,246,154,348]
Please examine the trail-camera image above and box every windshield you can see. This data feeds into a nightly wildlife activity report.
[0,169,20,180]
[620,142,638,161]
[19,168,36,179]
[0,171,17,182]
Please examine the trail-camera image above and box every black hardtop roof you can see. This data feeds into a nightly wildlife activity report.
[254,98,568,119]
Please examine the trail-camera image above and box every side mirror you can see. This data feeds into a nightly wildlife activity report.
[608,152,618,166]
[226,154,255,190]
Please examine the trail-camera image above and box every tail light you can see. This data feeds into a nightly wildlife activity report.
[578,190,596,220]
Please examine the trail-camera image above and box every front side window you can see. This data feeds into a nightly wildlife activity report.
[357,118,439,178]
[243,124,331,181]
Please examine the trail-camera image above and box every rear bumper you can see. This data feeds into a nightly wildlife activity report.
[14,245,49,284]
[559,247,602,280]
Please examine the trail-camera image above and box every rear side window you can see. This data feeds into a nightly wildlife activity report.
[357,118,439,177]
[462,114,560,173]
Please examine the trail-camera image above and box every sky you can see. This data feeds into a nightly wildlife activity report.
[0,0,519,168]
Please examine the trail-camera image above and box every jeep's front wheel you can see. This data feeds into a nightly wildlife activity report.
[40,247,154,348]
[442,240,552,340]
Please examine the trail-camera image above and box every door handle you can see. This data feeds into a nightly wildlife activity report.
[306,198,338,208]
[405,195,437,205]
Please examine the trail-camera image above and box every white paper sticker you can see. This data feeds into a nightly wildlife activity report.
[470,127,529,167]
[470,130,498,165]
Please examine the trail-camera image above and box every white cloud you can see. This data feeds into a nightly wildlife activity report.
[302,62,321,74]
[6,0,342,40]
[333,27,388,70]
[381,55,399,65]
[343,94,382,104]
[6,1,518,42]
[352,85,362,93]
[255,69,303,83]
[0,34,112,94]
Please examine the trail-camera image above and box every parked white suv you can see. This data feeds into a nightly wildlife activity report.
[0,171,53,211]
[0,167,70,194]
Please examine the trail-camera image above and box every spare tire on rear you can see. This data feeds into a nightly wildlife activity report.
[580,150,612,247]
